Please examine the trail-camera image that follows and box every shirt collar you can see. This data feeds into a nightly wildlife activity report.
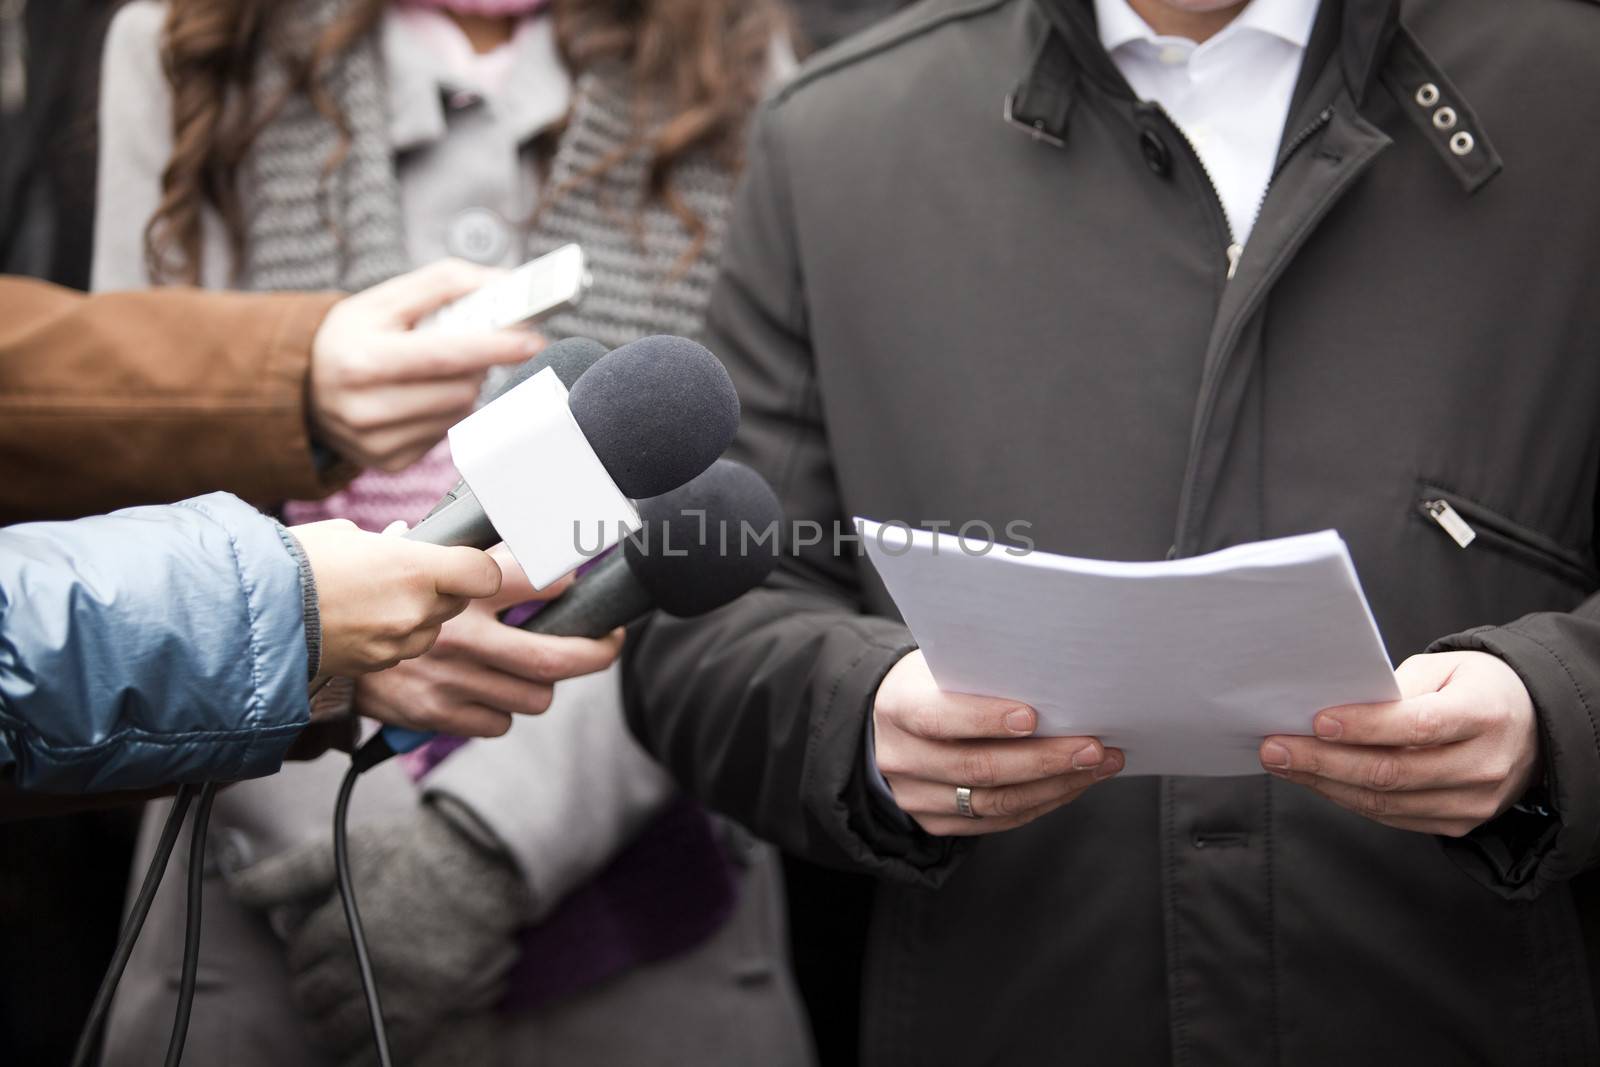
[1093,0,1320,54]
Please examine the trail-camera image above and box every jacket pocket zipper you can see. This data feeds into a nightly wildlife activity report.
[1418,487,1599,589]
[1423,499,1476,547]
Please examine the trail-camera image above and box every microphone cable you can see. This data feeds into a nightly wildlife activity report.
[72,680,342,1064]
[163,780,218,1067]
[70,784,196,1067]
[334,737,403,1067]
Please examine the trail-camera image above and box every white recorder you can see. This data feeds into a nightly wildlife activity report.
[420,243,592,334]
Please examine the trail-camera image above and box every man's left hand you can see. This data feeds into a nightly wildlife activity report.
[1260,651,1542,837]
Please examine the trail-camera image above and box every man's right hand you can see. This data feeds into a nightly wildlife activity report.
[309,259,545,472]
[290,519,502,683]
[873,650,1124,836]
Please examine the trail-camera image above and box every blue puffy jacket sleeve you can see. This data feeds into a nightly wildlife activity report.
[0,492,312,792]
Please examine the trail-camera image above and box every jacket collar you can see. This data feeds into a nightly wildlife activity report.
[1013,0,1399,139]
[1336,0,1398,107]
[1011,0,1496,192]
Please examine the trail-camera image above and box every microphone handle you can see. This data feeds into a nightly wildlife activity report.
[525,550,654,639]
[404,489,497,548]
[371,550,654,763]
[423,479,470,521]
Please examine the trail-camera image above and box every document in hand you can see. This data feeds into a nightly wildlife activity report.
[857,521,1402,776]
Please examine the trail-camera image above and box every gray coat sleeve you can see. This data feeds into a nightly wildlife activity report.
[0,492,311,792]
[621,109,957,885]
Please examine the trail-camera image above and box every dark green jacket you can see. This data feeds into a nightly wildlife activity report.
[626,0,1600,1061]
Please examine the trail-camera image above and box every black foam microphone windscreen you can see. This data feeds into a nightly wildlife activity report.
[492,335,608,397]
[626,458,783,616]
[423,337,610,522]
[570,335,740,499]
[407,334,739,545]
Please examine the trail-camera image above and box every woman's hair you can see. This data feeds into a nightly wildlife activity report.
[144,0,785,283]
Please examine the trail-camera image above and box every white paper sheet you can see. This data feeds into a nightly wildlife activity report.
[449,368,639,589]
[857,521,1401,776]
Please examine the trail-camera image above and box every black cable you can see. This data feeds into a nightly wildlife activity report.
[334,758,394,1067]
[69,784,196,1067]
[163,780,217,1067]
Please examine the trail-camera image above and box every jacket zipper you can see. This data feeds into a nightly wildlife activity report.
[1158,105,1336,281]
[1151,104,1239,278]
[1422,499,1476,547]
[1418,488,1599,588]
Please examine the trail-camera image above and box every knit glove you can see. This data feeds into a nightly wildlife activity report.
[412,1014,503,1067]
[229,801,528,1067]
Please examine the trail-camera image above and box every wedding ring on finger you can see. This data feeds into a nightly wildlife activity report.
[955,785,980,819]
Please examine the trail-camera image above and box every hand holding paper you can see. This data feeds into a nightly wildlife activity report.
[1261,650,1541,837]
[859,522,1401,778]
[872,650,1124,836]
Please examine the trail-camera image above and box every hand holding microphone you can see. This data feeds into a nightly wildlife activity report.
[365,333,743,762]
[358,456,782,770]
[354,547,623,740]
[289,519,503,682]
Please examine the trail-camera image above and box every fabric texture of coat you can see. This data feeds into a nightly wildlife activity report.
[0,278,345,525]
[624,0,1600,1063]
[0,492,311,793]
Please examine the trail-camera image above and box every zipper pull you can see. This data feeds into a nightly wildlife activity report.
[1424,499,1476,548]
[1225,243,1243,280]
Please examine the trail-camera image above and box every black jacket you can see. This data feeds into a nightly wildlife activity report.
[625,0,1600,1062]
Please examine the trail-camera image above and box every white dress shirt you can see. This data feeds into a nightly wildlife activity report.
[1094,0,1320,250]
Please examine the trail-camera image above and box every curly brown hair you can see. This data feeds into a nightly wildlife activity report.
[144,0,784,283]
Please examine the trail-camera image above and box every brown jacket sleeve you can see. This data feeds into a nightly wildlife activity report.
[0,278,353,523]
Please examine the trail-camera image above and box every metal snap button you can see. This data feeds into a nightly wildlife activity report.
[1139,129,1171,177]
[1450,131,1475,156]
[445,206,511,264]
[1432,106,1458,131]
[1415,83,1440,107]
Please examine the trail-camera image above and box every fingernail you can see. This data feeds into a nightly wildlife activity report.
[1072,744,1104,770]
[1004,707,1035,735]
[1261,741,1291,770]
[1093,753,1123,780]
[521,336,545,355]
[1314,715,1342,740]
